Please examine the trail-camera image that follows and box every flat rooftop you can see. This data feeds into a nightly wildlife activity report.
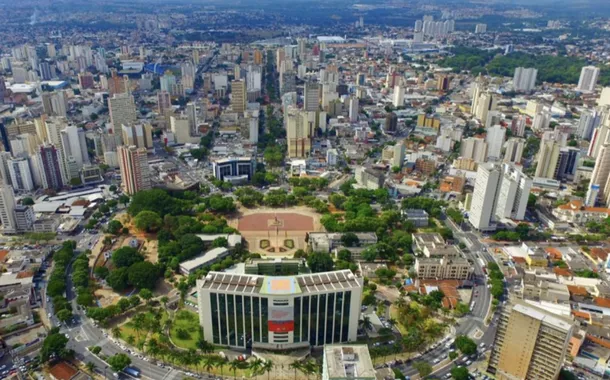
[513,302,573,332]
[323,345,376,380]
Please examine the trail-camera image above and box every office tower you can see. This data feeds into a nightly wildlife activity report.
[186,102,197,133]
[39,62,52,81]
[0,185,17,233]
[61,125,85,168]
[585,184,600,207]
[231,79,246,114]
[37,144,64,190]
[157,91,171,114]
[8,157,34,191]
[117,145,151,195]
[591,143,610,204]
[393,85,405,108]
[246,65,262,91]
[160,71,177,93]
[437,74,449,91]
[470,163,502,231]
[348,96,359,123]
[78,73,94,89]
[535,139,561,178]
[392,141,405,169]
[576,66,600,93]
[286,108,313,158]
[108,93,137,132]
[212,157,256,183]
[304,82,320,112]
[512,67,537,92]
[460,137,488,163]
[475,23,487,33]
[494,164,532,221]
[487,300,573,380]
[503,138,525,164]
[578,109,600,140]
[0,152,11,186]
[555,147,580,181]
[170,116,191,145]
[0,123,9,153]
[485,125,506,161]
[122,124,153,149]
[385,112,398,133]
[475,92,497,126]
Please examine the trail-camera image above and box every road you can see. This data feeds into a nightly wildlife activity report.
[395,216,498,379]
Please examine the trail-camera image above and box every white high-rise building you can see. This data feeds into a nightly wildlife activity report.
[512,67,537,92]
[485,111,502,130]
[108,93,137,132]
[0,185,17,234]
[393,85,405,108]
[60,125,85,169]
[470,163,502,231]
[348,96,359,123]
[494,164,532,221]
[475,23,487,33]
[535,139,561,179]
[532,111,552,132]
[503,138,525,164]
[591,143,610,204]
[8,158,34,191]
[577,66,600,93]
[486,125,506,161]
[475,92,497,126]
[393,141,405,169]
[460,137,488,163]
[578,110,601,140]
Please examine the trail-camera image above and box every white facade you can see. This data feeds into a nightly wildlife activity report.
[577,110,600,140]
[503,138,525,164]
[494,164,532,221]
[577,66,600,93]
[485,125,506,161]
[348,96,359,123]
[460,137,488,163]
[8,158,34,191]
[513,67,537,92]
[470,163,502,231]
[0,185,17,233]
[392,85,405,108]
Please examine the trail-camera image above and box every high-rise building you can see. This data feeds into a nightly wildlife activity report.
[8,157,34,191]
[487,300,573,380]
[475,92,497,126]
[460,137,488,163]
[157,91,171,114]
[385,112,398,133]
[512,67,537,92]
[577,109,601,140]
[470,163,502,231]
[485,125,506,160]
[108,93,137,132]
[117,145,151,195]
[591,143,610,205]
[231,79,247,114]
[304,82,320,112]
[437,74,449,91]
[347,96,359,123]
[39,62,52,81]
[494,164,532,221]
[393,85,405,108]
[286,108,314,158]
[585,184,600,207]
[186,102,198,133]
[37,144,64,190]
[0,185,17,234]
[535,139,561,179]
[42,91,68,117]
[475,23,487,33]
[555,147,580,182]
[122,124,153,149]
[78,73,95,89]
[503,138,525,164]
[0,122,9,153]
[170,116,191,145]
[532,111,552,132]
[60,125,85,169]
[0,152,12,185]
[212,157,256,183]
[576,66,600,93]
[392,141,405,169]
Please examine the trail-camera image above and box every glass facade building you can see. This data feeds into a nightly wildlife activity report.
[197,270,363,350]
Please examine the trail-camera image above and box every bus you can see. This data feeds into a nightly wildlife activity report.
[123,367,141,377]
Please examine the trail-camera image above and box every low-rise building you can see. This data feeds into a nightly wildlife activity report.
[414,257,472,280]
[355,167,384,190]
[401,209,429,227]
[307,232,378,253]
[179,247,230,275]
[322,345,376,380]
[553,200,610,225]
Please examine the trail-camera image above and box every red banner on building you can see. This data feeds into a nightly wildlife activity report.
[268,320,294,332]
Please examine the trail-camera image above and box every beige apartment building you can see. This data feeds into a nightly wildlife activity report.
[414,257,472,280]
[487,301,574,380]
[117,145,151,195]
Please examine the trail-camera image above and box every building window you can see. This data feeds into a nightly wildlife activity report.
[219,294,228,345]
[333,292,343,343]
[244,296,252,348]
[294,297,301,343]
[302,296,309,343]
[211,293,220,345]
[236,295,244,347]
[342,291,351,342]
[253,297,260,343]
[309,295,318,346]
[317,294,327,346]
[261,297,269,343]
[325,293,335,344]
[227,295,236,346]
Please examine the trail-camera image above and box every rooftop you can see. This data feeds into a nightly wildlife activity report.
[513,302,573,332]
[323,345,376,380]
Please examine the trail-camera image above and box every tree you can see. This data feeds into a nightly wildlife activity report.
[41,330,70,362]
[340,232,360,247]
[112,247,144,268]
[212,237,228,248]
[119,194,130,206]
[454,335,477,355]
[107,353,131,372]
[139,288,153,303]
[22,197,34,206]
[107,220,123,235]
[109,185,117,192]
[56,309,73,322]
[451,366,470,380]
[262,360,274,380]
[413,362,432,378]
[134,210,163,232]
[128,261,159,290]
[306,252,334,273]
[86,362,96,375]
[454,302,470,317]
[94,266,109,279]
[359,316,373,331]
[107,267,130,291]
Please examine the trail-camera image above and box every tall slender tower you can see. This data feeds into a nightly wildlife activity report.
[118,145,151,195]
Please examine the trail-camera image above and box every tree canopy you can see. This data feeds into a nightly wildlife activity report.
[112,247,144,268]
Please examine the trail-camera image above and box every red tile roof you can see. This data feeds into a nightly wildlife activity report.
[49,362,78,380]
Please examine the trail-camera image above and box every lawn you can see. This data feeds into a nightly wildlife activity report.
[119,310,168,347]
[169,309,201,350]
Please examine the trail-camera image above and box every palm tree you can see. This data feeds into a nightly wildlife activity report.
[86,362,96,375]
[289,361,302,380]
[111,326,122,339]
[359,316,373,332]
[132,313,146,341]
[263,360,274,380]
[249,358,264,378]
[216,356,227,377]
[302,360,317,380]
[126,335,135,345]
[229,359,242,380]
[202,355,216,374]
[147,338,160,358]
